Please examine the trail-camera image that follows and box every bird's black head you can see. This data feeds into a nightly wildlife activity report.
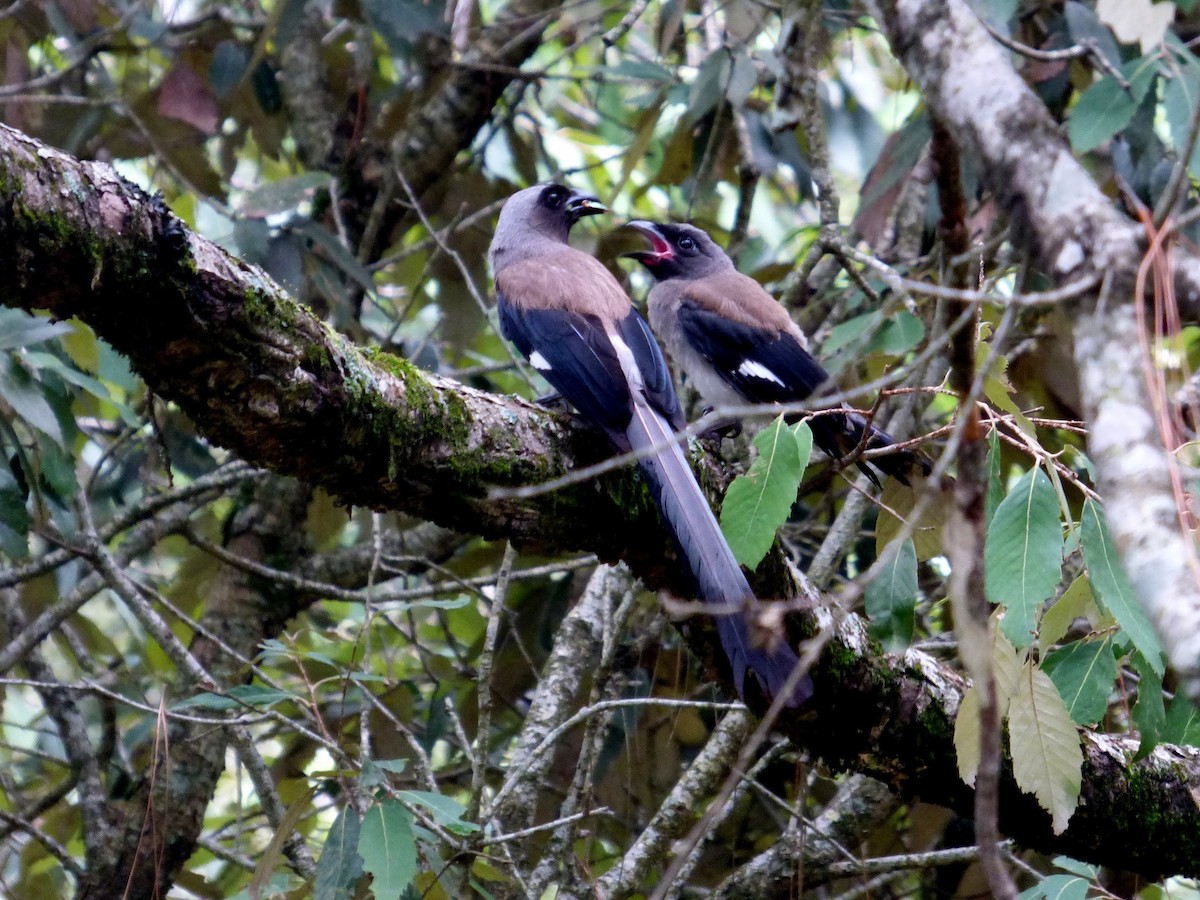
[623,221,730,280]
[537,183,607,225]
[494,182,607,247]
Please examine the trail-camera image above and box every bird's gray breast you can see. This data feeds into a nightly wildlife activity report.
[648,289,745,409]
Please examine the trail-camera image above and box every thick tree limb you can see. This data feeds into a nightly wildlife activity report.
[871,0,1200,702]
[2,124,1200,877]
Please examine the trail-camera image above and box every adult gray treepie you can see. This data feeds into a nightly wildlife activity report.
[489,184,810,707]
[626,220,928,487]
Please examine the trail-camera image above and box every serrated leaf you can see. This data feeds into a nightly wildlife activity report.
[1042,636,1116,725]
[791,419,813,468]
[985,467,1063,647]
[993,626,1023,717]
[865,538,918,650]
[1009,662,1083,834]
[1067,56,1157,153]
[955,685,982,786]
[720,415,805,569]
[360,799,416,899]
[1162,695,1200,746]
[313,805,363,900]
[1080,499,1164,675]
[1039,575,1096,658]
[1131,651,1165,759]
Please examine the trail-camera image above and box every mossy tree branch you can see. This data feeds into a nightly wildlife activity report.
[2,123,1200,878]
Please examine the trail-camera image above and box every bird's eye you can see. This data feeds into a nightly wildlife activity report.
[544,189,564,209]
[678,236,696,251]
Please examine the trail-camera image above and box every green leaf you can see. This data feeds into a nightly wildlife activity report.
[791,419,813,465]
[1017,873,1090,900]
[1038,575,1096,658]
[1064,1,1122,68]
[313,806,363,900]
[866,311,925,355]
[955,685,981,787]
[985,467,1063,648]
[1008,662,1083,834]
[0,358,64,446]
[1162,695,1200,746]
[725,50,757,106]
[1080,499,1165,675]
[1131,651,1165,759]
[985,428,1003,526]
[1050,856,1096,878]
[1163,64,1200,177]
[174,684,297,710]
[865,538,918,650]
[361,0,447,56]
[1042,636,1116,725]
[240,172,332,218]
[0,468,29,559]
[0,310,73,351]
[607,59,674,82]
[720,415,806,569]
[397,790,479,835]
[359,799,416,900]
[822,310,881,356]
[969,0,1019,28]
[688,50,731,123]
[1068,56,1158,153]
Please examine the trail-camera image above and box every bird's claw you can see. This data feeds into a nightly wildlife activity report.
[535,390,569,410]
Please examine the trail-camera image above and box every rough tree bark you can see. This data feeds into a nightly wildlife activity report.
[870,0,1200,702]
[2,121,1199,877]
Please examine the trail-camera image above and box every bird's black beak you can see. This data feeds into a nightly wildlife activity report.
[565,193,607,222]
[623,221,673,266]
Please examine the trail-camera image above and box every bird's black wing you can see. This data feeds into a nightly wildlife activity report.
[498,297,635,445]
[677,300,829,404]
[613,307,686,432]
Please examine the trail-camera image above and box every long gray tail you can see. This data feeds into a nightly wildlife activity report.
[624,402,812,707]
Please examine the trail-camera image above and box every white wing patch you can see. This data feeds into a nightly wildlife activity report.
[604,323,645,392]
[529,350,552,371]
[737,359,785,386]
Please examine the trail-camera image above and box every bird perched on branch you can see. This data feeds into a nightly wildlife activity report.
[625,221,928,487]
[489,184,809,707]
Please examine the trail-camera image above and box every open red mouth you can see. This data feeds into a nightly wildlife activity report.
[623,221,673,265]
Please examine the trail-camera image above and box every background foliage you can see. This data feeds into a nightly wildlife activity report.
[2,0,1200,897]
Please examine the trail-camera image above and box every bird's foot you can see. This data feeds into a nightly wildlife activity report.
[698,407,742,442]
[534,390,569,411]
